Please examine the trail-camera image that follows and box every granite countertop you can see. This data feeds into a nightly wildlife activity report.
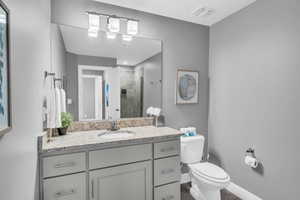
[41,126,182,153]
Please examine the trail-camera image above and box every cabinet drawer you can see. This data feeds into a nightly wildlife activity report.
[154,182,180,200]
[89,144,152,169]
[43,153,86,178]
[154,156,180,186]
[154,140,180,159]
[43,173,86,200]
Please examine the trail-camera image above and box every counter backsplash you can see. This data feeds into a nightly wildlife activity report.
[68,117,155,132]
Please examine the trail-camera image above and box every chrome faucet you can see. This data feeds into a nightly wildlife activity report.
[110,120,120,131]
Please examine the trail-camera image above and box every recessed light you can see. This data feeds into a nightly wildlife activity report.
[192,6,214,17]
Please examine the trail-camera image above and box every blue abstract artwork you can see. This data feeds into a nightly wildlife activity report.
[176,69,199,104]
[0,4,9,134]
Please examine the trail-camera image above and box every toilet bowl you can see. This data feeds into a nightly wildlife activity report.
[181,135,230,200]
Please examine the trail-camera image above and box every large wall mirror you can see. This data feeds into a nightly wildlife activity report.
[51,24,162,121]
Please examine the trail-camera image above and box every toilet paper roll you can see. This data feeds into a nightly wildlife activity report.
[244,156,258,168]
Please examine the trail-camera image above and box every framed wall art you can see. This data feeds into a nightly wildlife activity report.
[176,69,199,104]
[0,0,11,136]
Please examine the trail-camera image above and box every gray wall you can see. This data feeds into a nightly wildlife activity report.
[136,53,162,115]
[209,0,300,199]
[66,52,116,120]
[51,24,67,79]
[52,0,210,152]
[0,0,51,200]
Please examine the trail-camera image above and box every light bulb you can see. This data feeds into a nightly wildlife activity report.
[106,32,116,39]
[122,35,133,42]
[88,28,98,38]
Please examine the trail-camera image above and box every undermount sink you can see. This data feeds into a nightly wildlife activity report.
[98,130,135,139]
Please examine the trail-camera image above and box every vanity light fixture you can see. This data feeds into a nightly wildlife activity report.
[86,11,139,35]
[122,34,133,42]
[108,17,120,33]
[127,20,138,35]
[106,32,117,39]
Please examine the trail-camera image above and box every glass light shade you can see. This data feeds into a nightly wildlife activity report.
[106,32,116,39]
[122,35,133,42]
[127,20,138,35]
[108,17,120,33]
[88,14,100,30]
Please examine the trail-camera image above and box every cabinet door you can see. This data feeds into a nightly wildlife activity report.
[43,173,86,200]
[90,161,152,200]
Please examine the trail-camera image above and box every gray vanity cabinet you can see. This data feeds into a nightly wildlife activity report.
[89,161,152,200]
[39,137,181,200]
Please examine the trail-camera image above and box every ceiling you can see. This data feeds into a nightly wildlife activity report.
[60,25,161,66]
[93,0,256,26]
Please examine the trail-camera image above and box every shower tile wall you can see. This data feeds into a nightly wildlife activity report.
[120,67,143,118]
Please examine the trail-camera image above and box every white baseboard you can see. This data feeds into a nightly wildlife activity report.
[226,182,263,200]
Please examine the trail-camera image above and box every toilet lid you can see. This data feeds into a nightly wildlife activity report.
[191,162,229,181]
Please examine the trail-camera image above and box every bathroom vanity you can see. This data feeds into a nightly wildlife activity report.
[38,126,182,200]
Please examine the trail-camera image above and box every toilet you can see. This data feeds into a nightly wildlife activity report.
[181,135,230,200]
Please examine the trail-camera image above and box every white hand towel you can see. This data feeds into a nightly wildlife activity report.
[146,107,154,116]
[55,88,62,127]
[153,108,161,116]
[46,88,56,128]
[60,89,66,113]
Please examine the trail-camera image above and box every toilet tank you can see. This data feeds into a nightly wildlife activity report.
[181,135,205,164]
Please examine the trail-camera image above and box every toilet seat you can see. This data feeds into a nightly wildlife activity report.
[189,162,230,184]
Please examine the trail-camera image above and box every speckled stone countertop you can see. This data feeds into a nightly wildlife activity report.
[40,126,182,154]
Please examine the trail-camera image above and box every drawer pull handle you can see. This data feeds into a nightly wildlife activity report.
[161,168,175,175]
[91,179,95,199]
[54,161,76,168]
[160,147,175,153]
[54,189,76,198]
[162,195,175,200]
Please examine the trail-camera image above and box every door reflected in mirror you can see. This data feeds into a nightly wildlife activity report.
[51,24,162,121]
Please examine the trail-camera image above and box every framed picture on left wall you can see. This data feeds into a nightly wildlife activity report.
[0,0,11,137]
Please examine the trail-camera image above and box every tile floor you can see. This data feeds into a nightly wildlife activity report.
[181,184,241,200]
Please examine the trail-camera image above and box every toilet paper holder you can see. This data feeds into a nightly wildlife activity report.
[245,148,259,168]
[245,148,255,156]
